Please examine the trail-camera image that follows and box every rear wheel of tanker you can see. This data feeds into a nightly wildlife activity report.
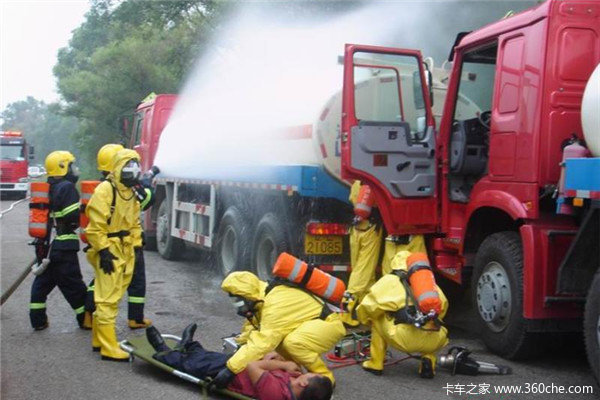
[584,270,600,385]
[156,199,184,260]
[216,206,251,277]
[472,231,542,360]
[253,213,290,281]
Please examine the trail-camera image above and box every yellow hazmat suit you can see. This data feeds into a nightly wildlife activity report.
[356,251,449,375]
[343,181,383,325]
[381,234,426,276]
[222,272,346,383]
[86,149,142,360]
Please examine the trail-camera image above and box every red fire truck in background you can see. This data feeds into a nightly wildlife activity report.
[0,131,33,199]
[339,0,599,380]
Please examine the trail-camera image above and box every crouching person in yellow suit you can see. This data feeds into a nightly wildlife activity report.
[214,271,346,388]
[357,251,449,378]
[86,149,143,361]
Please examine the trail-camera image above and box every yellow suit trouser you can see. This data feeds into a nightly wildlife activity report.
[381,235,426,276]
[364,315,449,371]
[277,315,346,383]
[348,222,382,301]
[87,240,135,326]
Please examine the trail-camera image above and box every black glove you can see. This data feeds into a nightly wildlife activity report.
[99,248,117,275]
[33,239,49,263]
[211,367,236,390]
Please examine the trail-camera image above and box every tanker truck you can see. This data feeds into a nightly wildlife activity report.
[126,64,478,280]
[337,0,599,381]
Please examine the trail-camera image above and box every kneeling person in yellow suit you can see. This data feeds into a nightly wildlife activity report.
[357,251,449,378]
[86,149,143,361]
[213,271,346,388]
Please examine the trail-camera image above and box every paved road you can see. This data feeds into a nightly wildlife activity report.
[1,199,597,399]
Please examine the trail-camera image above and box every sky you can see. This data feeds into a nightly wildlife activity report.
[0,0,90,112]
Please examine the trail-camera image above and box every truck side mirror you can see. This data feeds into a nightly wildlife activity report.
[423,62,434,107]
[29,146,35,160]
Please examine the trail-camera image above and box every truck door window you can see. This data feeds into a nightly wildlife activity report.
[353,52,427,138]
[133,112,144,146]
[449,42,497,203]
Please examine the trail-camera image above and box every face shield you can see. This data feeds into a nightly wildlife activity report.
[120,159,141,187]
[65,162,80,183]
[229,295,256,319]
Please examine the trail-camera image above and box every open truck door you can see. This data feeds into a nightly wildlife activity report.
[341,44,438,234]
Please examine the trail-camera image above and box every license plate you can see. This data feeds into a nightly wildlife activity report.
[304,235,343,255]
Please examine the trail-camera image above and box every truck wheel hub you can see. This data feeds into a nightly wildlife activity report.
[476,261,511,332]
[597,315,600,350]
[221,226,237,275]
[158,213,168,243]
[256,236,275,281]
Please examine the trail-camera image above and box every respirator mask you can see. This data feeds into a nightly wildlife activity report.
[120,159,141,187]
[230,295,257,319]
[65,163,80,184]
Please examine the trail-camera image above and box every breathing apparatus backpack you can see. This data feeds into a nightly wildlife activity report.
[271,252,346,304]
[29,182,51,239]
[79,180,101,243]
[391,252,443,330]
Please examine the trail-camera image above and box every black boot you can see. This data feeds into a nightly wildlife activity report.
[176,323,197,351]
[146,326,169,352]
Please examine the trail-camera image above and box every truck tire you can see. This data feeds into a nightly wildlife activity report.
[216,206,252,277]
[585,270,600,385]
[156,199,184,260]
[253,212,290,281]
[471,231,542,359]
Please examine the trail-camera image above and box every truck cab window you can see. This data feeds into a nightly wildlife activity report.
[0,145,24,160]
[133,113,144,146]
[353,52,428,140]
[448,42,497,203]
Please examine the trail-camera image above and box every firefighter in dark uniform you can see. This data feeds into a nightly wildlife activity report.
[29,151,87,330]
[82,144,154,329]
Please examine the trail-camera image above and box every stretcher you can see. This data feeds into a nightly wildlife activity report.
[120,334,255,400]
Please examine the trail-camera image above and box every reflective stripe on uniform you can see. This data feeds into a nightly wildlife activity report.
[30,302,46,310]
[49,202,79,218]
[87,285,95,292]
[74,305,85,314]
[55,234,79,241]
[140,189,152,209]
[128,296,145,304]
[288,259,303,282]
[417,291,440,303]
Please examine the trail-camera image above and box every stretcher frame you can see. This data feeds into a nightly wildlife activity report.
[120,334,255,400]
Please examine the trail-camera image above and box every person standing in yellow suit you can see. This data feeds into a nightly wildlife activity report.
[85,149,143,361]
[356,250,449,378]
[213,271,346,388]
[342,181,383,326]
[381,234,426,275]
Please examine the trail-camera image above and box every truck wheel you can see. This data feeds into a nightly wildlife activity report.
[216,206,251,277]
[156,199,184,260]
[253,213,289,281]
[472,231,542,359]
[585,270,600,385]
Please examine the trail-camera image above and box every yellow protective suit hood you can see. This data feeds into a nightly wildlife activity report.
[108,149,140,193]
[221,272,267,302]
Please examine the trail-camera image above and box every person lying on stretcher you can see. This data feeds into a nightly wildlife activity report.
[146,324,333,400]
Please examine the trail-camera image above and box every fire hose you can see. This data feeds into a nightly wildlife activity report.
[0,197,30,219]
[0,258,37,306]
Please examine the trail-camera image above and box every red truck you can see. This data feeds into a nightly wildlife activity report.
[339,0,599,378]
[0,131,33,199]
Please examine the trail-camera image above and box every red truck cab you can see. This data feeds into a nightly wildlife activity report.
[341,0,599,359]
[0,131,32,199]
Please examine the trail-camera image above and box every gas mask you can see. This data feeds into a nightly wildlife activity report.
[120,159,141,187]
[65,163,80,184]
[230,295,257,319]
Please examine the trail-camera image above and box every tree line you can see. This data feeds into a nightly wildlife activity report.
[2,0,222,179]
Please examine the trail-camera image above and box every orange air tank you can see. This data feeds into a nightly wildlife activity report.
[79,180,100,243]
[29,182,50,238]
[407,252,441,314]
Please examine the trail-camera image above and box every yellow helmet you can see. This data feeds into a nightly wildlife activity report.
[45,151,76,177]
[97,143,124,172]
